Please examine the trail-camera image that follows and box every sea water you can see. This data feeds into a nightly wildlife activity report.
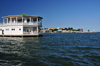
[0,33,100,66]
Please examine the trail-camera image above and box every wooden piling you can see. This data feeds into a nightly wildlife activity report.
[22,35,23,37]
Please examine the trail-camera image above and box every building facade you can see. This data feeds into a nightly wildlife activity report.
[48,27,56,30]
[57,27,63,30]
[0,15,43,37]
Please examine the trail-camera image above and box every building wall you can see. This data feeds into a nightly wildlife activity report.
[0,27,4,34]
[0,26,23,35]
[0,29,2,34]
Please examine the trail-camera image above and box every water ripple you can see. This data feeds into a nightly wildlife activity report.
[0,33,100,66]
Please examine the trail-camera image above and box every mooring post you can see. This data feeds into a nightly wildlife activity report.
[22,35,23,37]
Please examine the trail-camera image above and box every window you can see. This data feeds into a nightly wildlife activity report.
[19,28,21,30]
[12,29,15,31]
[6,29,9,31]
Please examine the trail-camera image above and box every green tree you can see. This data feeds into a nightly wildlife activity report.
[70,27,73,30]
[77,29,81,31]
[88,30,90,32]
[68,27,70,30]
[73,29,77,31]
[54,29,58,31]
[64,28,68,30]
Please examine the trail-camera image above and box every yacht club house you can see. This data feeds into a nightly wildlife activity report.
[0,15,43,37]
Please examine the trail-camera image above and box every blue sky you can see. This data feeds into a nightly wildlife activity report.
[0,0,100,32]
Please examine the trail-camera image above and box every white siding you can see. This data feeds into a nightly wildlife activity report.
[0,31,2,34]
[0,26,23,35]
[0,27,3,34]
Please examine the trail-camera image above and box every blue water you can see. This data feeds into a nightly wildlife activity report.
[0,33,100,66]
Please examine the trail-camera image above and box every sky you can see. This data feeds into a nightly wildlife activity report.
[0,0,100,32]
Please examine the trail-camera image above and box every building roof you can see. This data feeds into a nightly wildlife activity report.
[2,14,43,19]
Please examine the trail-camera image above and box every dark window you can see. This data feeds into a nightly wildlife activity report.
[0,29,2,31]
[19,28,21,30]
[6,29,9,31]
[12,29,15,31]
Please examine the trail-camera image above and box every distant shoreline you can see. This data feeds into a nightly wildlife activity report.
[83,31,100,33]
[43,32,98,33]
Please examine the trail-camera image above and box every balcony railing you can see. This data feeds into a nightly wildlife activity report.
[23,32,42,34]
[0,22,42,26]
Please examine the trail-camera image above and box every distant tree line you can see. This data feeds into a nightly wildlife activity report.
[41,27,83,32]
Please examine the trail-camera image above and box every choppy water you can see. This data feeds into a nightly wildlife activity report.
[0,33,100,66]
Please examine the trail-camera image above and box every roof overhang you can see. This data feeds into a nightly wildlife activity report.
[2,15,43,19]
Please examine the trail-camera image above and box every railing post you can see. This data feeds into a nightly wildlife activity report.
[30,17,31,22]
[16,17,17,23]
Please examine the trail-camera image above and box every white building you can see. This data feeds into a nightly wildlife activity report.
[0,15,43,37]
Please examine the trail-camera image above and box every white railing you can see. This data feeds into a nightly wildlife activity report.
[23,32,42,34]
[0,22,42,26]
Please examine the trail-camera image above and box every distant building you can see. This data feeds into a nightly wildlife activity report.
[62,30,67,33]
[57,27,63,30]
[48,27,56,30]
[93,29,95,32]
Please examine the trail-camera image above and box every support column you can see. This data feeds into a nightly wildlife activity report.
[30,17,31,22]
[37,18,38,24]
[7,18,8,24]
[3,19,5,24]
[10,17,12,23]
[22,17,23,23]
[37,27,38,33]
[16,17,17,23]
[32,19,33,23]
[32,19,34,23]
[14,19,15,23]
